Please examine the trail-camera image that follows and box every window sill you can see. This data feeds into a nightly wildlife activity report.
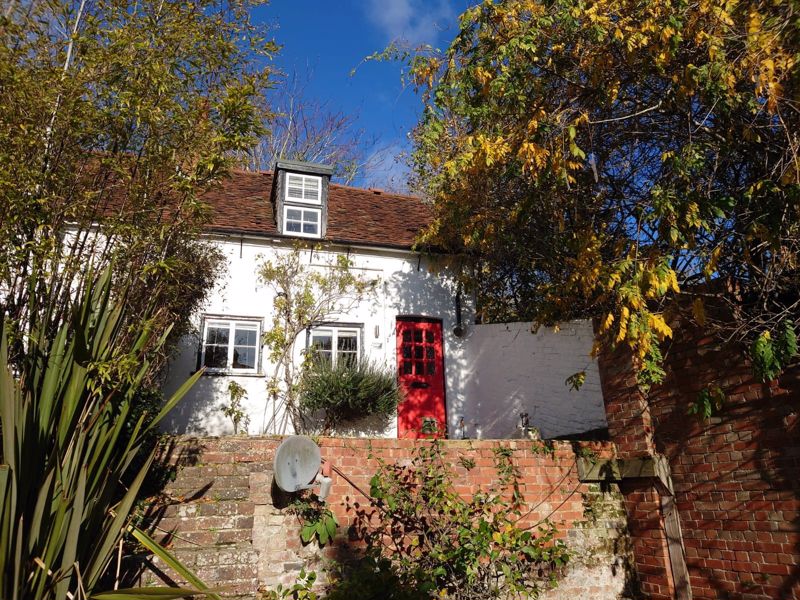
[195,370,265,378]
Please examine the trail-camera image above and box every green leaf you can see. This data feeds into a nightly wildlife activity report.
[128,527,221,600]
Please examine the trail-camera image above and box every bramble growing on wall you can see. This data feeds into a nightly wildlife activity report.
[222,381,251,434]
[347,440,569,599]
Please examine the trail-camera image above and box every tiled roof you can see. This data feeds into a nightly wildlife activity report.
[200,170,432,250]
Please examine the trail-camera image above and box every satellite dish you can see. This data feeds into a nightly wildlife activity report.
[273,436,322,493]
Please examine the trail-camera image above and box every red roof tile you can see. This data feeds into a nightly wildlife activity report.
[201,170,431,249]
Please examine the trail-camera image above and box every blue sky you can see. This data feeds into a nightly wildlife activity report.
[254,0,470,188]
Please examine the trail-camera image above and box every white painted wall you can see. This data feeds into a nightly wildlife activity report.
[453,321,606,439]
[162,235,607,439]
[162,235,469,436]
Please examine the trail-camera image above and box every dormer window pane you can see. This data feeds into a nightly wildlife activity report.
[285,173,322,205]
[283,205,321,238]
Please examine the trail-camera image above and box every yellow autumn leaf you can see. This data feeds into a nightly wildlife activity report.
[601,312,615,332]
[649,313,673,340]
[692,297,706,326]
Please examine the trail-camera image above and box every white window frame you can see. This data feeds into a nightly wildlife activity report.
[308,326,361,367]
[282,205,322,239]
[284,173,322,205]
[201,317,261,374]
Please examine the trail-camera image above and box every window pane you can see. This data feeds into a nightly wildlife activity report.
[232,347,255,369]
[204,345,227,369]
[425,331,434,343]
[339,352,357,368]
[415,360,425,375]
[206,326,229,345]
[286,208,301,220]
[304,210,319,223]
[426,346,434,359]
[427,362,436,375]
[312,333,332,351]
[403,361,413,374]
[304,179,320,201]
[402,345,411,358]
[302,222,318,235]
[402,330,411,342]
[414,346,423,359]
[413,330,422,343]
[314,350,332,366]
[285,221,301,232]
[235,326,257,346]
[337,333,358,352]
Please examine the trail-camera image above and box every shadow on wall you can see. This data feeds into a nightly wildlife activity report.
[460,322,607,439]
[644,328,800,600]
[162,331,239,435]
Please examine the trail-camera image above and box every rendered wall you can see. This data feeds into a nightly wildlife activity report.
[135,436,635,599]
[162,237,467,436]
[456,321,606,439]
[162,236,607,440]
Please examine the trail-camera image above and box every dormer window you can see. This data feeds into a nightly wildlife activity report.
[286,173,321,204]
[273,160,334,240]
[284,206,320,237]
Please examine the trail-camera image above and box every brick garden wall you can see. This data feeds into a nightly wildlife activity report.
[136,436,635,599]
[599,321,800,600]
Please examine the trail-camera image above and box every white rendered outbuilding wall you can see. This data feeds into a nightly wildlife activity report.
[455,321,606,439]
[162,235,607,439]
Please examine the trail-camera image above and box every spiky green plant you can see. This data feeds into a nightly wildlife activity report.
[0,268,218,600]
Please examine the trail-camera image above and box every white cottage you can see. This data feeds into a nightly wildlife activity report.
[163,160,608,439]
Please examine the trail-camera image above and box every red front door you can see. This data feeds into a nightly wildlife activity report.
[396,318,446,438]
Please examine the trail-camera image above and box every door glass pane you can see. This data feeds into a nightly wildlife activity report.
[414,330,422,343]
[415,360,425,374]
[426,346,434,359]
[414,346,423,359]
[402,330,411,342]
[427,362,436,375]
[402,345,411,358]
[425,331,434,343]
[403,361,413,374]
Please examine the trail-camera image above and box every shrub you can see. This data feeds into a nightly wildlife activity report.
[299,359,402,432]
[347,440,570,600]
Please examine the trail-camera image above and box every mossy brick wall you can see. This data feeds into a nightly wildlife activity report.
[136,436,635,599]
[599,319,800,600]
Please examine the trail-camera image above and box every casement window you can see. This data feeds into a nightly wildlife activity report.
[201,318,261,373]
[283,205,321,238]
[309,326,360,367]
[285,173,322,205]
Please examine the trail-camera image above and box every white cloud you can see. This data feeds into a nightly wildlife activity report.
[365,0,457,46]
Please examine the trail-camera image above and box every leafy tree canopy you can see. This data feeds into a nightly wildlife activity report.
[404,0,800,381]
[0,0,276,373]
